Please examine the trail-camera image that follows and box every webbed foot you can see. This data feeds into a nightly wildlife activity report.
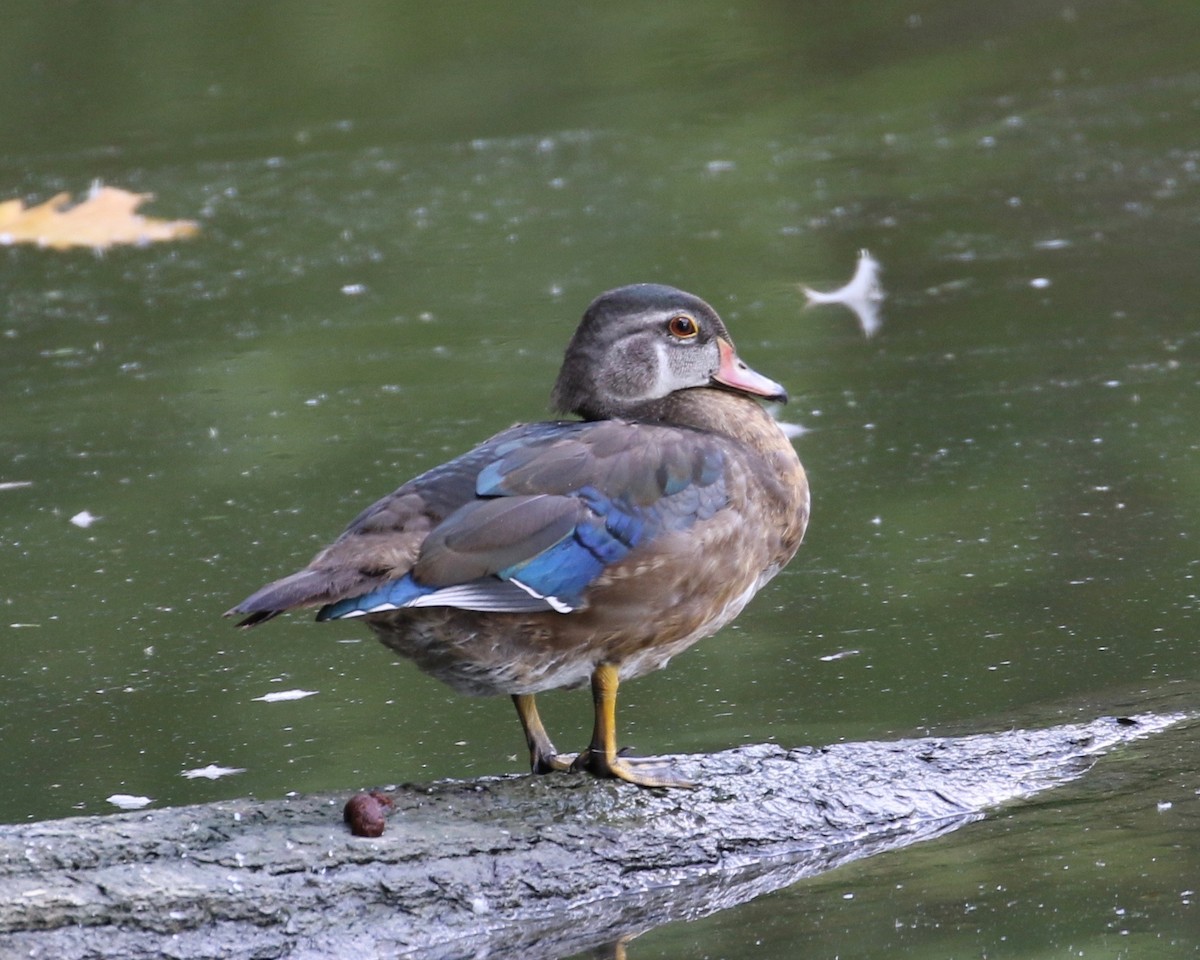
[570,663,696,789]
[513,693,575,774]
[570,747,694,789]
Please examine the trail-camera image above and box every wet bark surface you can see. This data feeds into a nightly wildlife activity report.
[0,713,1186,960]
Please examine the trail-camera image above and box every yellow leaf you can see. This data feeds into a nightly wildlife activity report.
[0,185,199,250]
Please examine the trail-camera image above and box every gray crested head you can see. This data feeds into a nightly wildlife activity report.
[551,284,787,421]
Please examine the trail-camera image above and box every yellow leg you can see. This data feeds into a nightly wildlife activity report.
[512,693,573,774]
[571,663,694,789]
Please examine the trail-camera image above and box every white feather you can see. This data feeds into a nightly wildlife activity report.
[407,580,561,613]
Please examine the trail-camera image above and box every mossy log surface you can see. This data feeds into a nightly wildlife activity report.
[0,713,1185,960]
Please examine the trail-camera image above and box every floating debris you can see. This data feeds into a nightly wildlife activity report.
[0,183,199,251]
[106,794,153,810]
[182,764,247,781]
[0,481,32,491]
[252,689,319,703]
[819,649,862,662]
[775,420,808,440]
[802,248,885,337]
[69,510,99,528]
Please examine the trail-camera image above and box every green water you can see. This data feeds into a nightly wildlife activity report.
[2,2,1197,956]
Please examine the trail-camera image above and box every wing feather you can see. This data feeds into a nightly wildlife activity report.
[230,419,731,623]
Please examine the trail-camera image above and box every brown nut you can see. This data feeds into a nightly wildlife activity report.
[343,790,392,837]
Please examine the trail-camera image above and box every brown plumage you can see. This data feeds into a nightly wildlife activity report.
[228,284,809,787]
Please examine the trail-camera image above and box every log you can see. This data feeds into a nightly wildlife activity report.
[0,712,1186,960]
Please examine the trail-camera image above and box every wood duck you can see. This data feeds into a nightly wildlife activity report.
[228,284,809,788]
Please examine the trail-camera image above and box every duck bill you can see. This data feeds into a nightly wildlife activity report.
[713,338,789,403]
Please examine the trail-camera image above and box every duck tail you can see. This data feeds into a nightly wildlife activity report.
[225,569,333,628]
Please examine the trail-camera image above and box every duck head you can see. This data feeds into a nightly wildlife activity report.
[551,283,787,421]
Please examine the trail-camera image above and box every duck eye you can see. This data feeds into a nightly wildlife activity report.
[667,315,699,339]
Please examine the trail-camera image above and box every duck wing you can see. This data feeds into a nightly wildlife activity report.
[228,419,728,625]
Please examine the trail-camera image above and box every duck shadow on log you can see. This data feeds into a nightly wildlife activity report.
[0,712,1191,960]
